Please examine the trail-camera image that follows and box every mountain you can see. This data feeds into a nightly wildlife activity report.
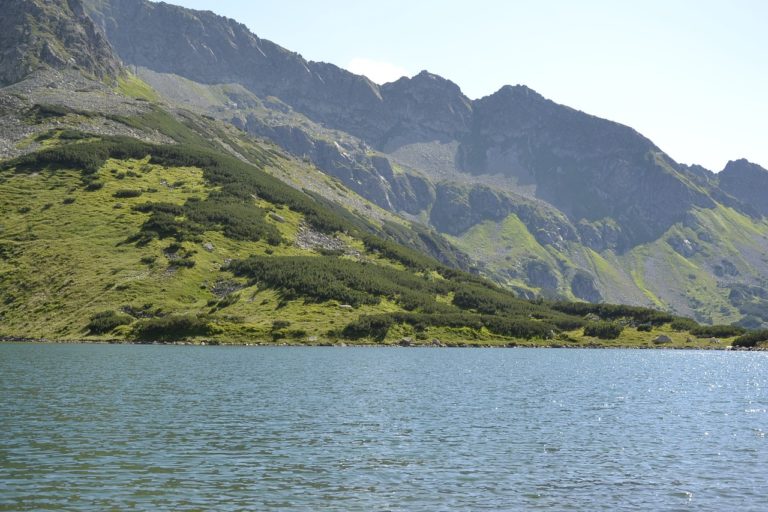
[1,0,767,342]
[76,0,768,327]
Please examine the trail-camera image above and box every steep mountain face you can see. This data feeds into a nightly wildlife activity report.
[84,0,389,137]
[461,86,718,249]
[718,159,768,216]
[0,0,119,86]
[76,0,768,325]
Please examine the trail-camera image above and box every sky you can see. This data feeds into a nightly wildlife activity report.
[164,0,766,171]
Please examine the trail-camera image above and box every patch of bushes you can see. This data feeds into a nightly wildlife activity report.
[28,103,92,122]
[271,320,291,331]
[670,318,699,331]
[689,324,746,338]
[551,302,674,326]
[113,189,143,198]
[342,312,557,341]
[732,329,768,348]
[87,310,133,334]
[211,293,239,311]
[229,255,451,308]
[132,315,211,341]
[584,321,624,339]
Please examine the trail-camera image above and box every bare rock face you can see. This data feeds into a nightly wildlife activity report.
[571,271,602,302]
[0,0,120,86]
[379,71,473,149]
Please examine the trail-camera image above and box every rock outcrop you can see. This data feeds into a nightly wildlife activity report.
[0,0,120,86]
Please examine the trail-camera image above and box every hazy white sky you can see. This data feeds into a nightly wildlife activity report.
[165,0,767,171]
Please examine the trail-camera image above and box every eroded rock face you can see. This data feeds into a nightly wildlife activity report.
[571,271,602,303]
[459,85,716,250]
[525,260,559,291]
[0,0,120,86]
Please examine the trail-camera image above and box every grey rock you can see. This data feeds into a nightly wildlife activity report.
[571,271,602,302]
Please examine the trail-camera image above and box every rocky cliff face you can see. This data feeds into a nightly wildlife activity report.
[0,0,120,86]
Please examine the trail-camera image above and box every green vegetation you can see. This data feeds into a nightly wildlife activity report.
[549,302,674,326]
[732,330,768,348]
[116,74,160,102]
[87,310,133,334]
[689,325,746,338]
[107,107,210,147]
[583,322,624,340]
[670,318,700,331]
[132,315,212,341]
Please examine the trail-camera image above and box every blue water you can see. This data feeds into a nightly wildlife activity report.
[1,344,766,511]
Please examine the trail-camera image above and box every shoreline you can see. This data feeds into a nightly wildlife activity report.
[1,335,758,350]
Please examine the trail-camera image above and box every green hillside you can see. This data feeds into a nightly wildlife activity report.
[0,116,749,348]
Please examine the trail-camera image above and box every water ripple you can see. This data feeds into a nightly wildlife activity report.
[1,345,767,511]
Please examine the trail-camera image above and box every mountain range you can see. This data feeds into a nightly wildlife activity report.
[1,0,767,343]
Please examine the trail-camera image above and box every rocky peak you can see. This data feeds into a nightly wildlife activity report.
[378,70,473,148]
[0,0,120,86]
[718,159,768,216]
[720,158,767,177]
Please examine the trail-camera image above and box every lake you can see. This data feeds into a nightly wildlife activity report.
[1,344,766,511]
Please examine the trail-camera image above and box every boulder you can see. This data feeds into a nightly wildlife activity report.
[653,334,672,344]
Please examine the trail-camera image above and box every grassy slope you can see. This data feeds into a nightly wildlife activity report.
[0,151,405,342]
[0,143,729,347]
